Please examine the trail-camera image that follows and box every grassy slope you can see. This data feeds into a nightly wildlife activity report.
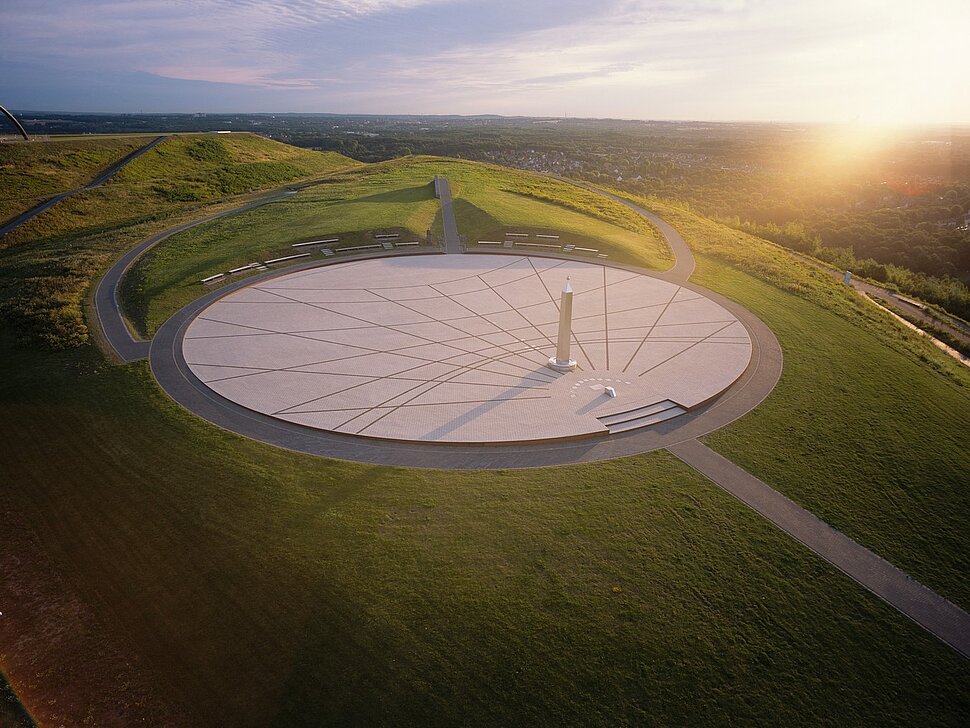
[0,337,967,726]
[115,134,353,199]
[0,135,356,349]
[2,134,356,249]
[124,173,441,336]
[0,137,146,224]
[122,155,669,336]
[623,193,970,608]
[444,162,670,268]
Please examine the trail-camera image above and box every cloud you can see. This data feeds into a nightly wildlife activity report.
[0,0,453,88]
[1,0,967,121]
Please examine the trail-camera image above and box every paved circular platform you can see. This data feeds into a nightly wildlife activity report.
[180,255,752,444]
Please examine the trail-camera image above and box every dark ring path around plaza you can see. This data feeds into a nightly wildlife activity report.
[94,175,970,660]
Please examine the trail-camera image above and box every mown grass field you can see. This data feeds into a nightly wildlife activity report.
[0,136,147,224]
[1,143,969,726]
[1,336,967,726]
[445,163,670,267]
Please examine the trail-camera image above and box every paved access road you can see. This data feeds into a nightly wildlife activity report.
[785,247,970,350]
[0,135,167,238]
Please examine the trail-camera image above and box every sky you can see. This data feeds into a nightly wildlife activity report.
[0,0,966,123]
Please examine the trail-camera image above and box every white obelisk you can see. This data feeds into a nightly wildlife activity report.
[548,277,578,372]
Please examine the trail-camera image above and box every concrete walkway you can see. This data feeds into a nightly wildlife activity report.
[0,136,167,238]
[668,438,970,659]
[435,177,462,253]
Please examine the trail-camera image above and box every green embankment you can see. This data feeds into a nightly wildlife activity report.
[122,155,669,336]
[445,162,670,267]
[0,134,356,348]
[0,336,967,726]
[123,178,441,336]
[1,134,357,248]
[0,137,146,225]
[115,134,353,201]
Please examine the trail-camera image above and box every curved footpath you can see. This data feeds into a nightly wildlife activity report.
[95,186,299,361]
[0,135,168,239]
[94,175,970,660]
[558,177,695,282]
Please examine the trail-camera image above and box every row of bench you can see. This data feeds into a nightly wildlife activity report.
[475,240,608,259]
[505,232,560,240]
[291,233,401,249]
[200,241,424,284]
[200,253,313,284]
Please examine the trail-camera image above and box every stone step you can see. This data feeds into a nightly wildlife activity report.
[597,399,679,426]
[603,405,686,433]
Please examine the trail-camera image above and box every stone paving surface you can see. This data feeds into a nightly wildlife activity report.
[183,255,751,443]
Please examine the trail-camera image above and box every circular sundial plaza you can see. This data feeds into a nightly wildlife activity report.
[181,254,752,444]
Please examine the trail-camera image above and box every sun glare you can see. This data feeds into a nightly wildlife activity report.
[844,2,966,125]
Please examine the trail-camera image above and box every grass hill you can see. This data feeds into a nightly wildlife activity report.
[0,134,357,348]
[115,134,354,202]
[0,138,967,726]
[0,136,147,224]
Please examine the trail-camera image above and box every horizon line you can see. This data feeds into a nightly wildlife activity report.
[6,109,970,129]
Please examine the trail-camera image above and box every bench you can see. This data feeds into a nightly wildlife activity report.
[265,253,310,265]
[477,241,503,246]
[505,232,528,237]
[228,263,261,274]
[536,234,560,239]
[200,273,225,284]
[396,241,420,247]
[515,242,560,249]
[339,244,381,253]
[292,237,339,248]
[374,233,399,239]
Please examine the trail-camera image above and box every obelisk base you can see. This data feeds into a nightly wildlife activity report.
[547,357,577,372]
